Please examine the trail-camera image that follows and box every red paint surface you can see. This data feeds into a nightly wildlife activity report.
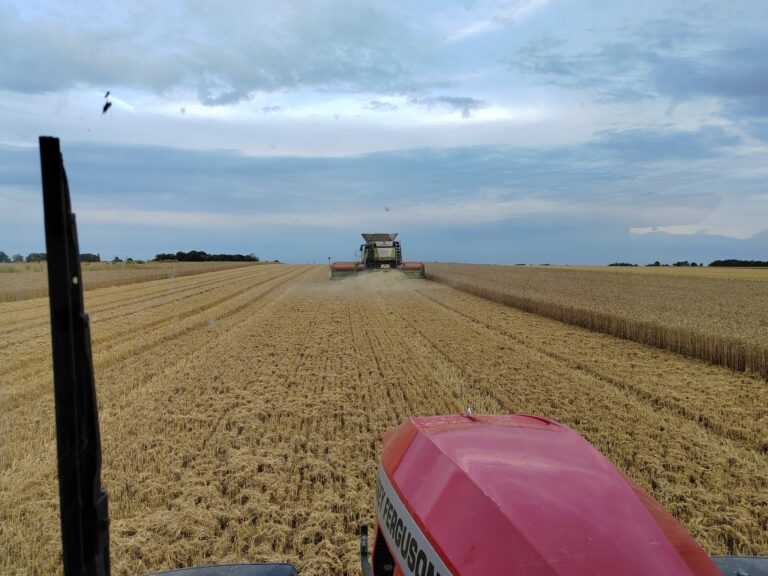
[376,414,721,576]
[330,262,358,270]
[397,262,425,270]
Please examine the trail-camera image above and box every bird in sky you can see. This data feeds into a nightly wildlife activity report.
[102,101,112,114]
[104,90,110,98]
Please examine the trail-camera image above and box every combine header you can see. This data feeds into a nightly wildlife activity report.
[330,233,425,279]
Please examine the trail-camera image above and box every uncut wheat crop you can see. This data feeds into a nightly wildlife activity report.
[1,265,766,575]
[428,263,768,378]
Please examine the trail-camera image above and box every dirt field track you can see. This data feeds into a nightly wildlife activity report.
[1,264,766,575]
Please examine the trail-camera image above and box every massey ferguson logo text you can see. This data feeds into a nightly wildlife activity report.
[376,468,451,576]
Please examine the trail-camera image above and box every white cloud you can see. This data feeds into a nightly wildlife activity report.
[630,197,768,240]
[631,225,706,236]
[0,1,432,101]
[447,0,550,43]
[0,87,566,156]
[77,196,565,231]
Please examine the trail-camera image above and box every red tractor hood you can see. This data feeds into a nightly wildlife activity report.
[376,414,720,576]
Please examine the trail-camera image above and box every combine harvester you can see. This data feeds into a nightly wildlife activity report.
[38,137,767,576]
[330,233,425,279]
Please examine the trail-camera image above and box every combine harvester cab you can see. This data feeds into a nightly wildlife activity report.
[361,413,763,576]
[330,233,425,279]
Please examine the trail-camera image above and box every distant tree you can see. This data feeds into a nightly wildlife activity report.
[608,262,637,267]
[155,250,259,262]
[126,257,134,263]
[12,254,23,263]
[112,256,123,263]
[651,261,661,267]
[673,261,690,267]
[0,251,10,263]
[80,253,101,263]
[26,252,47,262]
[709,259,768,267]
[691,262,698,267]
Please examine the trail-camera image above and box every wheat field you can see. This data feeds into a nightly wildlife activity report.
[1,265,766,575]
[0,261,259,302]
[427,264,768,378]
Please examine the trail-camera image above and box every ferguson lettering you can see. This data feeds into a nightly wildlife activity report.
[375,467,453,576]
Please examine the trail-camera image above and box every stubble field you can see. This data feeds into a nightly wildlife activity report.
[1,264,766,575]
[0,261,258,302]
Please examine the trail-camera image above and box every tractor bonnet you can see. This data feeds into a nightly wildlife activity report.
[375,414,721,576]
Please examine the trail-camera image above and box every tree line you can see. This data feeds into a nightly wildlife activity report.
[709,259,768,267]
[0,252,101,263]
[0,250,260,264]
[154,251,259,262]
[610,259,768,267]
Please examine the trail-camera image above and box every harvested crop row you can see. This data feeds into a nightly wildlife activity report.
[0,265,308,436]
[0,265,282,346]
[0,265,293,385]
[426,264,768,378]
[0,261,261,302]
[0,264,315,575]
[1,266,765,576]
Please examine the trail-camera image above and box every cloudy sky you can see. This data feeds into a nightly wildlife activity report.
[1,0,766,264]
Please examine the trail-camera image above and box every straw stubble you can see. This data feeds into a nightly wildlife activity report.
[1,265,766,575]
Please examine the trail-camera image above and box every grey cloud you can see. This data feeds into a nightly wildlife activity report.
[513,33,666,102]
[0,2,434,103]
[0,4,188,94]
[0,122,748,219]
[512,18,768,122]
[410,96,488,118]
[199,86,248,107]
[365,100,398,112]
[262,106,283,113]
[1,123,763,261]
[447,0,551,42]
[744,121,768,143]
[652,41,768,118]
[588,126,742,163]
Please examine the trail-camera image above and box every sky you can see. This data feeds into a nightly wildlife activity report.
[0,0,766,264]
